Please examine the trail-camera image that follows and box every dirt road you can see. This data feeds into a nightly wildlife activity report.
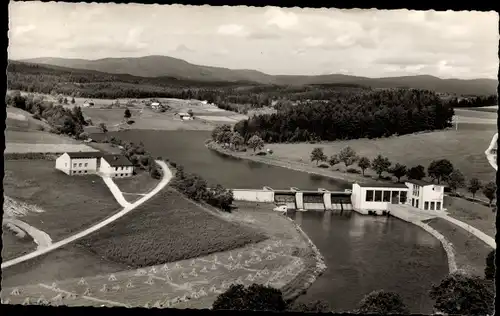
[1,161,172,269]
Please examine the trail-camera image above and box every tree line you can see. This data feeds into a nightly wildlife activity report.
[234,89,455,143]
[6,91,87,137]
[447,95,498,108]
[310,146,497,206]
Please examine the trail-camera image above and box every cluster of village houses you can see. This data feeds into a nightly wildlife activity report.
[55,152,134,178]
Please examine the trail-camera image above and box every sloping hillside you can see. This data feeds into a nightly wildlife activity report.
[20,56,498,95]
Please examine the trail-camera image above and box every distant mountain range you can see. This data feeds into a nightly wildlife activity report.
[19,55,498,95]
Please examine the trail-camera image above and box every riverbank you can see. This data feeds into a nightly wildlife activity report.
[207,141,494,278]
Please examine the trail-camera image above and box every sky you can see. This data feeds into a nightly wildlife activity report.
[8,2,500,79]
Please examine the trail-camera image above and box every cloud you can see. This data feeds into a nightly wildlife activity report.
[264,7,299,30]
[217,24,248,36]
[7,3,499,79]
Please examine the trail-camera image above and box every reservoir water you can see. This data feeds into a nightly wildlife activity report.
[97,130,449,313]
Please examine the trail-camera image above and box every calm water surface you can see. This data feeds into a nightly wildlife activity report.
[97,130,448,313]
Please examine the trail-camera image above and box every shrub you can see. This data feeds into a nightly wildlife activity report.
[32,113,41,120]
[318,163,329,169]
[256,151,267,156]
[213,284,287,311]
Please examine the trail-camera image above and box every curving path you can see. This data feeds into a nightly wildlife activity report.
[1,160,172,270]
[2,218,52,249]
[101,176,131,207]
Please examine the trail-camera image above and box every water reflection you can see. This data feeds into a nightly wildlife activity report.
[322,210,332,234]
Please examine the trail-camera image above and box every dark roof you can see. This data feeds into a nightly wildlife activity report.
[102,154,134,167]
[357,182,409,189]
[66,151,103,159]
[405,179,442,187]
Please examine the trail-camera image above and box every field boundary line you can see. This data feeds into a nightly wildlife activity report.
[38,283,129,307]
[1,161,172,270]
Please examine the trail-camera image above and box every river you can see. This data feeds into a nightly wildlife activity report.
[95,130,449,313]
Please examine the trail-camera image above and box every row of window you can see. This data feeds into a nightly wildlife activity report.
[71,170,88,175]
[71,162,89,168]
[115,166,128,171]
[424,201,441,211]
[365,190,407,203]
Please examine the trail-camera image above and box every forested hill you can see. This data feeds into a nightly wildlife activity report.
[234,89,455,143]
[19,56,498,96]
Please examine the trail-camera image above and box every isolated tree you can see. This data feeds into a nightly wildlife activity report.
[338,146,358,167]
[187,109,194,117]
[467,178,483,199]
[230,132,245,151]
[353,157,370,176]
[63,97,68,105]
[429,272,494,316]
[247,135,265,153]
[328,154,340,168]
[310,147,327,165]
[390,163,407,182]
[356,290,410,315]
[447,169,466,193]
[371,154,392,179]
[482,181,497,206]
[288,300,331,313]
[212,284,287,311]
[124,108,132,120]
[407,165,426,180]
[71,97,75,104]
[484,249,495,280]
[98,122,108,133]
[428,159,454,184]
[57,95,64,104]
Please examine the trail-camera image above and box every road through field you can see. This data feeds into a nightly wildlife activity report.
[1,161,172,270]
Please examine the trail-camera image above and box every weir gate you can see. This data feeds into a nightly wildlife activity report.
[231,187,353,211]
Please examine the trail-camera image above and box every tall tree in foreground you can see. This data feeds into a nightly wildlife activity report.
[356,290,410,315]
[484,249,495,280]
[447,169,466,193]
[212,284,287,311]
[371,155,392,179]
[482,181,497,207]
[467,178,483,199]
[407,165,426,180]
[247,135,265,153]
[429,273,494,316]
[427,159,454,184]
[357,157,371,176]
[338,146,358,167]
[390,163,407,182]
[310,147,327,165]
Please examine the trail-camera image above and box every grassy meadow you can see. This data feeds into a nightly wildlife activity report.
[2,160,121,242]
[79,188,267,268]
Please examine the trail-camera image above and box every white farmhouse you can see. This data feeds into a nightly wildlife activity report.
[405,180,445,211]
[100,155,134,178]
[351,183,409,215]
[55,152,102,175]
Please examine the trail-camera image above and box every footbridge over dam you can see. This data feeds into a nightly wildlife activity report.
[230,187,353,211]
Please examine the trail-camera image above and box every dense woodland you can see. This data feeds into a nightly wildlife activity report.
[446,95,498,108]
[234,89,455,142]
[8,61,378,114]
